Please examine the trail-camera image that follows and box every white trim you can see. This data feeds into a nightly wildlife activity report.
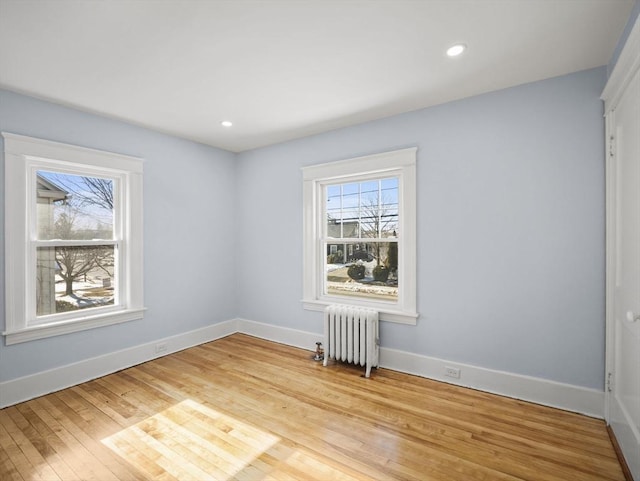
[238,320,604,418]
[236,318,318,348]
[0,320,238,408]
[379,346,604,419]
[3,308,146,345]
[602,13,640,112]
[302,300,418,324]
[302,147,417,180]
[3,132,144,343]
[609,390,640,475]
[302,148,418,323]
[604,112,616,423]
[602,10,640,423]
[2,132,144,172]
[601,17,640,477]
[0,318,604,417]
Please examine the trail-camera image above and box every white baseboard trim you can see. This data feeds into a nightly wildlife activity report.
[0,320,238,409]
[236,318,319,350]
[237,319,604,419]
[380,346,604,419]
[0,318,604,419]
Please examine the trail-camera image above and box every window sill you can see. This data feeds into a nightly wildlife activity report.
[3,307,146,345]
[302,299,418,325]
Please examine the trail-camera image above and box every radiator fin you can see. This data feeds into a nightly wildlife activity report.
[323,304,379,377]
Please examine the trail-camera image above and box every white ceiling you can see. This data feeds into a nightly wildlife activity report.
[0,0,634,152]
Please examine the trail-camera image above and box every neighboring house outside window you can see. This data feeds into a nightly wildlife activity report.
[302,148,417,324]
[3,133,144,344]
[35,174,69,316]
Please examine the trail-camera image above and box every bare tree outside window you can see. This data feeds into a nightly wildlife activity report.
[324,177,399,301]
[359,185,398,267]
[55,175,114,211]
[36,171,116,315]
[55,246,114,296]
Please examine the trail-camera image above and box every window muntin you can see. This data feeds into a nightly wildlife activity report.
[302,147,417,324]
[36,170,115,240]
[325,240,398,301]
[33,170,119,320]
[323,177,399,302]
[36,245,116,316]
[3,132,144,344]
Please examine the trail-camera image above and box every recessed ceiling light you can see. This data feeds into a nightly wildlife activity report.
[446,44,466,57]
[221,120,233,127]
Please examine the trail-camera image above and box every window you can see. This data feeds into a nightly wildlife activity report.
[3,133,144,344]
[302,148,417,324]
[325,177,399,301]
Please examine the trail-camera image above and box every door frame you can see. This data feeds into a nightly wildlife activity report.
[602,13,640,479]
[602,10,640,424]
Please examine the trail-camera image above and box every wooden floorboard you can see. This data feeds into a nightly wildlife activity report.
[0,333,626,480]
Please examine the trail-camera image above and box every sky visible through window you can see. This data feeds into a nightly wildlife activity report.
[324,176,399,302]
[36,170,116,316]
[326,177,399,239]
[37,170,114,240]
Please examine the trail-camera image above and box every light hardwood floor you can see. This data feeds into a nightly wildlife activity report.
[0,334,625,480]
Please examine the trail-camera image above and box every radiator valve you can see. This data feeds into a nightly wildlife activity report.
[313,341,324,361]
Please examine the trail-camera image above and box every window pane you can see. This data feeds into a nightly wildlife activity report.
[326,184,342,237]
[36,245,115,316]
[325,177,398,240]
[341,207,360,238]
[36,171,114,240]
[325,241,398,302]
[380,177,399,237]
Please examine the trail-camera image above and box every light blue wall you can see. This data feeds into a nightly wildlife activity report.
[0,67,609,391]
[236,67,607,390]
[0,89,237,382]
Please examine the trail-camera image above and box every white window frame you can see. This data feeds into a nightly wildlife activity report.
[302,147,418,324]
[3,133,144,344]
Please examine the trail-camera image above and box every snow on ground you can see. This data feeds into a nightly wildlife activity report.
[54,278,113,308]
[326,259,377,273]
[326,263,345,272]
[55,280,104,293]
[326,281,397,299]
[325,261,397,300]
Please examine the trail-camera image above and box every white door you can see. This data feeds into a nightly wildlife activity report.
[607,65,640,480]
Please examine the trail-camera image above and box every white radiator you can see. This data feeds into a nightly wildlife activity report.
[323,304,379,378]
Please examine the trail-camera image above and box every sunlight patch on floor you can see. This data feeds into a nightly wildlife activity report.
[101,398,369,480]
[102,399,279,480]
